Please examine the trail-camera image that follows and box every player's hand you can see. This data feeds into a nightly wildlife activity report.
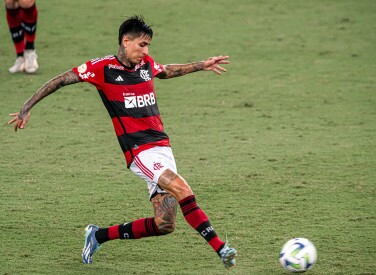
[203,55,230,75]
[8,111,31,132]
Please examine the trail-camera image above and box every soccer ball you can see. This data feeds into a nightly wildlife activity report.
[279,238,317,272]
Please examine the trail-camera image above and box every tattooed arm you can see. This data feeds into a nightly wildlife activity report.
[157,55,230,79]
[8,70,80,131]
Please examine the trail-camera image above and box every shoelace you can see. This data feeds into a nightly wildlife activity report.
[26,52,36,64]
[15,57,24,66]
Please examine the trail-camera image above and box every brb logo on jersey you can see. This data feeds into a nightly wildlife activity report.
[124,92,156,109]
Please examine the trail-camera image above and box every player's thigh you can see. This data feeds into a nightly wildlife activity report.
[130,147,177,198]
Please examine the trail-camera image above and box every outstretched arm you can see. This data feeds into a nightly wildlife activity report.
[157,55,229,79]
[8,70,80,131]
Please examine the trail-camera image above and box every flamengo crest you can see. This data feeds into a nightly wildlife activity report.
[140,69,151,81]
[153,162,164,170]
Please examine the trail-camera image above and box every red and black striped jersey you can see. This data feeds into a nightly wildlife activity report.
[72,55,170,167]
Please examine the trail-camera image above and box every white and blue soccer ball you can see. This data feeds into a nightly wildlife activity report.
[279,237,317,273]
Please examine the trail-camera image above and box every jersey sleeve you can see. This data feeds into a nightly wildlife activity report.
[146,55,164,78]
[71,59,104,88]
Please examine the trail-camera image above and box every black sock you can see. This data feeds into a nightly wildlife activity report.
[25,41,34,50]
[95,228,109,244]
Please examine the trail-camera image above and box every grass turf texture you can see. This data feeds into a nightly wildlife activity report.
[1,0,375,274]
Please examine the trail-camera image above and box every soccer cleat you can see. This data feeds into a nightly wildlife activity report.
[219,243,238,269]
[9,56,25,73]
[24,50,39,73]
[82,224,101,264]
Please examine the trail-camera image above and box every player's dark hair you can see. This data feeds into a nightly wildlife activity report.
[118,15,153,45]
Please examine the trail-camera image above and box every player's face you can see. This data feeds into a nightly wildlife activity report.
[124,35,151,66]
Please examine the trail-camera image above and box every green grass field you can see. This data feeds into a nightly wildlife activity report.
[1,0,375,274]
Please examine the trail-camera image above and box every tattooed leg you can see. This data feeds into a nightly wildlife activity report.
[151,194,178,234]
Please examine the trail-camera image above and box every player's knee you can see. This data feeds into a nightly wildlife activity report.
[156,219,176,235]
[166,181,193,201]
[177,182,193,198]
[18,0,35,8]
[158,169,193,200]
[5,0,18,9]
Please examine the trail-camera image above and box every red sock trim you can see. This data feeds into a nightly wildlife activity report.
[6,7,21,19]
[132,218,163,239]
[185,209,209,229]
[209,236,226,252]
[178,195,195,205]
[132,218,147,239]
[181,202,199,215]
[21,4,38,22]
[108,225,120,240]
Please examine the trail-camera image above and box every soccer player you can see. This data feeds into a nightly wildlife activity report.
[5,0,38,73]
[8,16,237,269]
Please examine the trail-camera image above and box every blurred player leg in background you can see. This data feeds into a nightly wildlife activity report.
[6,0,25,73]
[5,0,38,73]
[21,0,38,73]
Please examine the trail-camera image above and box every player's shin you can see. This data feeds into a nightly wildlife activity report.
[179,195,226,255]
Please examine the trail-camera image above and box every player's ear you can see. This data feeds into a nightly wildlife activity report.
[122,35,130,47]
